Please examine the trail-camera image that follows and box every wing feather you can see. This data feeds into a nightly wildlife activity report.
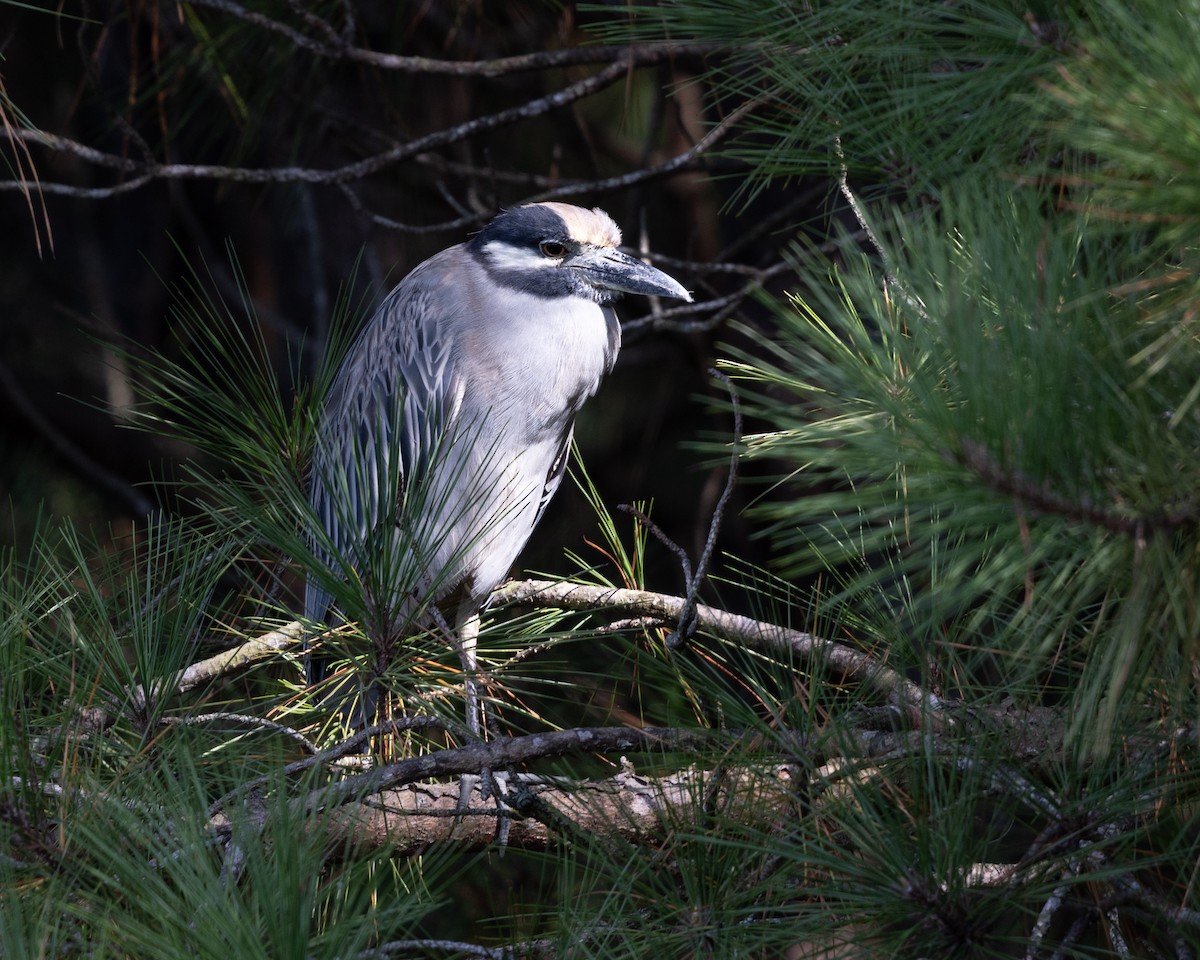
[304,255,461,625]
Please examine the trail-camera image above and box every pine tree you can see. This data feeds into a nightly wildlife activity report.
[3,2,1198,958]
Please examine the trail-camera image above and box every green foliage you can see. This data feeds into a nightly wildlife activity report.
[5,1,1200,958]
[1040,2,1200,423]
[600,0,1200,955]
[590,0,1064,200]
[732,186,1199,736]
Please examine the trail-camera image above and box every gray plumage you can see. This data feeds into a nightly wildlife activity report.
[304,202,690,721]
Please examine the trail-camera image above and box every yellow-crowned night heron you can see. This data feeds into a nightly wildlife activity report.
[304,202,691,733]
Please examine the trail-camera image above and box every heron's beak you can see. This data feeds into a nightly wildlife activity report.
[574,248,692,302]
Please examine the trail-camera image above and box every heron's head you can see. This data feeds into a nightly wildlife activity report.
[468,202,692,304]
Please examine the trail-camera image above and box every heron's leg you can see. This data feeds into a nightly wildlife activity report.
[452,609,509,836]
[452,609,482,818]
[457,610,482,739]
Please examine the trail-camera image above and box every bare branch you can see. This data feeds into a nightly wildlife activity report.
[335,185,489,236]
[207,715,458,819]
[0,75,53,254]
[137,581,942,728]
[182,1,723,76]
[161,711,322,755]
[6,59,636,194]
[618,503,694,587]
[619,372,742,650]
[492,579,947,726]
[673,368,743,646]
[529,93,768,203]
[622,259,796,334]
[835,134,929,319]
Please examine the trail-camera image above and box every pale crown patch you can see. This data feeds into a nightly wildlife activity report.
[536,202,622,248]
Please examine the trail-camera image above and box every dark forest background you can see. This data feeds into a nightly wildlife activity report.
[0,1,804,589]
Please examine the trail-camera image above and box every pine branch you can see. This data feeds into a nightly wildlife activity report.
[955,439,1200,537]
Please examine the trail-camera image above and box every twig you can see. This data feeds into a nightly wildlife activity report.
[207,714,456,819]
[634,230,866,334]
[674,368,743,648]
[835,137,889,276]
[1045,912,1097,960]
[308,95,762,238]
[1105,905,1133,960]
[335,186,488,236]
[620,371,742,650]
[1105,874,1200,933]
[160,711,321,755]
[1025,871,1078,960]
[530,93,768,204]
[618,503,693,588]
[834,135,928,320]
[621,259,796,335]
[713,185,830,262]
[0,74,53,254]
[180,2,722,76]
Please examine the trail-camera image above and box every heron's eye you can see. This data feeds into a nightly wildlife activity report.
[539,240,568,259]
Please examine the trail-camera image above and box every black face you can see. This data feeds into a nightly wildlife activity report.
[467,206,615,302]
[470,205,573,253]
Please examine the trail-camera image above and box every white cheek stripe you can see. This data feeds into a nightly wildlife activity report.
[481,241,559,272]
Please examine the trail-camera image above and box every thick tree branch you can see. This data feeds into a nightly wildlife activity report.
[299,726,718,815]
[312,761,801,859]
